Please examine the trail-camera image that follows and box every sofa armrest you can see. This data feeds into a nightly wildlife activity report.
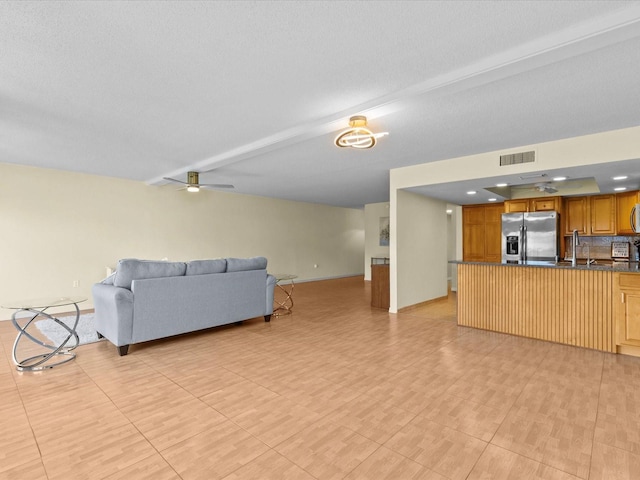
[266,274,276,315]
[91,283,134,347]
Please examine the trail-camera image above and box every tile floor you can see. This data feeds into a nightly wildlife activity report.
[1,276,640,479]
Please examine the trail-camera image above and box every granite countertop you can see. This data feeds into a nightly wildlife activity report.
[450,260,640,272]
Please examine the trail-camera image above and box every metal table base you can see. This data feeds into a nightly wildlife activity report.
[273,274,297,316]
[10,301,82,371]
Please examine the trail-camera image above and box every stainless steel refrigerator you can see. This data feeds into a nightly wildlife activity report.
[501,211,560,263]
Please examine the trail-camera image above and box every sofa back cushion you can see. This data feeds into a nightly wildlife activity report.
[186,259,227,276]
[114,259,187,289]
[226,256,268,272]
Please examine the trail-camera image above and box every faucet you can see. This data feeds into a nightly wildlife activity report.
[585,243,592,267]
[572,229,579,267]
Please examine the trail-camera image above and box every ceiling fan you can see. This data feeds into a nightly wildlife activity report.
[534,182,558,194]
[163,171,234,193]
[510,181,559,194]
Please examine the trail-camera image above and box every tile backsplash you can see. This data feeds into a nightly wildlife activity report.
[565,235,640,261]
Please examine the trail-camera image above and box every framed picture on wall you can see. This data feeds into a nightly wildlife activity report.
[379,216,390,246]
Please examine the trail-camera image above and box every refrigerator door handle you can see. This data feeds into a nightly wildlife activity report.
[520,224,526,262]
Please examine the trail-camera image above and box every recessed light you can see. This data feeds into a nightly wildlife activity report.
[446,209,453,214]
[467,190,477,195]
[614,187,627,191]
[488,198,497,202]
[552,176,567,181]
[613,175,628,181]
[496,183,508,187]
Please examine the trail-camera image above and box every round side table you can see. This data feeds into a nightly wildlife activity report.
[272,274,297,316]
[1,296,86,371]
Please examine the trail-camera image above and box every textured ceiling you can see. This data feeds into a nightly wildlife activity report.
[2,1,640,208]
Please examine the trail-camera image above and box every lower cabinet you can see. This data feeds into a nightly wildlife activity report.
[371,264,390,309]
[615,273,640,352]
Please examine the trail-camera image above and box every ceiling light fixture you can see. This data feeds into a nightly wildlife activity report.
[496,183,508,187]
[488,198,497,202]
[334,115,388,149]
[187,185,200,193]
[552,176,567,181]
[467,190,477,195]
[613,175,628,180]
[614,187,627,191]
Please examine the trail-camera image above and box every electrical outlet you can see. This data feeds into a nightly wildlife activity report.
[73,280,79,288]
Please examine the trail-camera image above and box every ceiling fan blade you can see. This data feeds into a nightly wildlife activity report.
[163,177,189,185]
[200,184,235,189]
[163,174,234,190]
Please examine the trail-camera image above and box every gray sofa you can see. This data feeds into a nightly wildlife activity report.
[92,257,276,355]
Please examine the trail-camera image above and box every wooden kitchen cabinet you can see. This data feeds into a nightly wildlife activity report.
[564,194,616,235]
[504,196,561,213]
[371,264,390,309]
[504,199,529,213]
[530,196,562,212]
[591,194,616,235]
[463,205,486,261]
[462,204,504,262]
[616,190,640,235]
[615,273,640,351]
[564,196,589,235]
[484,203,504,262]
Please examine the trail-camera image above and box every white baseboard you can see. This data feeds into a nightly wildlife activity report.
[285,273,363,284]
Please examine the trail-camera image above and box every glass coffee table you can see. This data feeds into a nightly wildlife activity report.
[1,296,86,371]
[272,274,297,316]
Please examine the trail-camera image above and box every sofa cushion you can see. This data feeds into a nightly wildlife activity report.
[114,259,187,289]
[186,259,227,276]
[226,256,268,272]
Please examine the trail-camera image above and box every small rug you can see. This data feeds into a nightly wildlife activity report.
[34,313,102,347]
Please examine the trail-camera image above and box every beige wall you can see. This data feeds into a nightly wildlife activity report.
[395,190,448,310]
[391,125,640,189]
[390,125,640,311]
[0,163,364,319]
[447,204,463,292]
[363,202,390,281]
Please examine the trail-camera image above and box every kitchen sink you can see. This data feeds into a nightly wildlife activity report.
[557,259,612,267]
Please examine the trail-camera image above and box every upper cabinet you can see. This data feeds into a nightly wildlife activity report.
[591,194,616,235]
[564,196,588,235]
[504,199,529,213]
[616,191,640,235]
[463,191,638,264]
[530,196,562,212]
[564,194,616,235]
[505,196,561,213]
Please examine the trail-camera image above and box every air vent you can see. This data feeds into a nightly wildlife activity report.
[500,150,535,166]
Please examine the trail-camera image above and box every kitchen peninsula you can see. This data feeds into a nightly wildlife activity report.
[457,189,640,356]
[453,261,640,356]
